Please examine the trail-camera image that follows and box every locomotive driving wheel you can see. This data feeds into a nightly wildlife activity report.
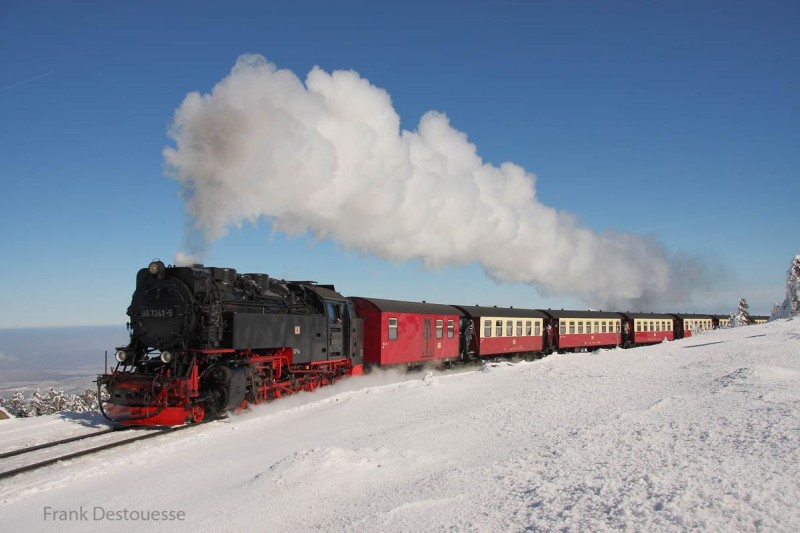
[200,366,232,418]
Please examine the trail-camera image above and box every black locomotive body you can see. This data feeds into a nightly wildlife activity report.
[99,261,364,425]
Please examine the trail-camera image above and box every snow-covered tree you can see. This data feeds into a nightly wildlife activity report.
[77,388,101,412]
[773,255,800,320]
[731,298,752,327]
[28,388,45,416]
[8,389,30,418]
[0,387,103,418]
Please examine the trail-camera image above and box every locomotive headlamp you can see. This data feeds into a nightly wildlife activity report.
[148,261,165,276]
[115,350,127,363]
[160,351,173,363]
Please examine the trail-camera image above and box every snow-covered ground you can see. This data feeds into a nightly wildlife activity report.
[2,319,799,532]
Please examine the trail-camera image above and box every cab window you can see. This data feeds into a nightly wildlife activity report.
[388,318,398,341]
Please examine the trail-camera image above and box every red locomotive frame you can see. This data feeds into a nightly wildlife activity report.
[100,348,361,426]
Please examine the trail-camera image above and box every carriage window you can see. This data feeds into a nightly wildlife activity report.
[616,322,621,333]
[636,322,642,332]
[569,322,575,334]
[578,321,584,334]
[602,321,607,333]
[436,320,443,339]
[526,321,532,336]
[560,321,566,334]
[447,320,454,338]
[535,322,540,336]
[594,321,599,333]
[516,321,523,336]
[388,318,398,341]
[667,322,672,331]
[484,320,491,337]
[496,320,503,337]
[506,320,513,336]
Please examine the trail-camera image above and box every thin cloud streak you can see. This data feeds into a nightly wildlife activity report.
[2,71,53,91]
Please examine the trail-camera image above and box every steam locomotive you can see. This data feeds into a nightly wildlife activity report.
[99,261,363,426]
[99,261,719,426]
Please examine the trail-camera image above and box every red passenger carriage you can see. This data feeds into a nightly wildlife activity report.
[619,312,675,347]
[349,298,461,368]
[670,313,715,338]
[542,310,623,352]
[454,306,549,359]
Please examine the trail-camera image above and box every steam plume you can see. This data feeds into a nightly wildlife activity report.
[164,54,703,310]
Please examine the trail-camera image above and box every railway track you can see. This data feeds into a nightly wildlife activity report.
[0,424,195,481]
[0,428,118,460]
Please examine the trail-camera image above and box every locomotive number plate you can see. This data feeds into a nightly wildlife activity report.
[140,308,174,318]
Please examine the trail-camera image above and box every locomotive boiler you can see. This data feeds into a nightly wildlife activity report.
[99,261,364,425]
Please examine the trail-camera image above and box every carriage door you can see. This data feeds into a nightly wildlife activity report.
[422,318,434,357]
[326,301,344,359]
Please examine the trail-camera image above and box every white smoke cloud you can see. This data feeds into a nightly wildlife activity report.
[164,54,704,310]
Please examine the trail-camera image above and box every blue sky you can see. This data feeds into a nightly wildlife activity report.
[1,0,797,328]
